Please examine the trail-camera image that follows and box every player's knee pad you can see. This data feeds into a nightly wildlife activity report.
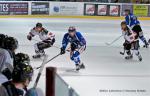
[70,51,80,61]
[74,57,80,64]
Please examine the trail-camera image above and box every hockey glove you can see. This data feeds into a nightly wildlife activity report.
[27,35,32,41]
[60,48,65,55]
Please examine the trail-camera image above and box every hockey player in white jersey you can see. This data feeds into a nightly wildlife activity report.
[0,35,18,80]
[27,23,55,58]
[121,21,142,61]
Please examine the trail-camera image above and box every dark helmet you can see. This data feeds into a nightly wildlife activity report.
[4,36,18,50]
[68,26,76,33]
[36,23,42,28]
[14,53,30,66]
[0,34,7,48]
[124,9,130,13]
[12,63,33,83]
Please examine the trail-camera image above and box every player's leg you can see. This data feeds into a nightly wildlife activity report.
[133,25,149,48]
[70,51,81,71]
[123,42,133,60]
[33,42,45,58]
[133,40,142,61]
[70,50,85,71]
[139,32,149,48]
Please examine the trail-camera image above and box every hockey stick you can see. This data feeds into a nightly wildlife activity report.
[32,38,60,49]
[105,35,123,46]
[33,55,48,88]
[35,53,61,70]
[33,53,60,88]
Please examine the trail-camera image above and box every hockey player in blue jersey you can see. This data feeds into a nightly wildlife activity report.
[124,9,149,48]
[60,26,86,71]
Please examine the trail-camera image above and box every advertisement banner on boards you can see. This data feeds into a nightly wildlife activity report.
[121,4,133,16]
[50,2,84,16]
[84,4,95,15]
[97,5,107,16]
[133,5,148,16]
[109,5,120,16]
[0,3,28,15]
[31,2,49,15]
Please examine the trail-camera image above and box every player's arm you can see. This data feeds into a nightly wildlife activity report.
[76,32,86,46]
[0,53,6,72]
[42,31,56,46]
[125,15,130,26]
[60,34,69,55]
[46,30,55,41]
[27,29,35,41]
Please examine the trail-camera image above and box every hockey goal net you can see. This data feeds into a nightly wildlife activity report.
[46,67,79,96]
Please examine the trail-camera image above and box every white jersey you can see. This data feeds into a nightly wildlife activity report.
[0,48,13,73]
[29,27,55,41]
[122,28,137,43]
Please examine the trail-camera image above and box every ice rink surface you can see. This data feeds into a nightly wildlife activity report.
[0,17,150,96]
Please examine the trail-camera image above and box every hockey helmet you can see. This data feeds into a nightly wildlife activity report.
[36,23,42,28]
[12,63,33,83]
[4,36,18,50]
[14,53,30,66]
[68,26,76,33]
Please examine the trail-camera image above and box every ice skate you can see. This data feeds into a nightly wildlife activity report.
[32,54,41,59]
[138,54,142,61]
[79,63,85,69]
[125,55,133,60]
[75,64,80,71]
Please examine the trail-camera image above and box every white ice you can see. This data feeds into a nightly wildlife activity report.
[0,17,150,96]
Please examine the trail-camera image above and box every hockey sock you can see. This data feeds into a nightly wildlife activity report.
[71,51,81,64]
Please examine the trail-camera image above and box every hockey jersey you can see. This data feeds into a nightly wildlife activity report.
[62,32,86,50]
[0,48,13,73]
[28,27,55,41]
[122,27,137,43]
[125,13,140,28]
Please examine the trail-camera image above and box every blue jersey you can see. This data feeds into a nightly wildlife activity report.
[125,13,140,27]
[62,32,86,50]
